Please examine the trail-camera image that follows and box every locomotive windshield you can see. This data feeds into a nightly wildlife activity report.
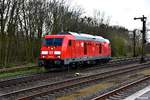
[43,38,63,46]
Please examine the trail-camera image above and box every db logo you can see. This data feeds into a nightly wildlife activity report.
[49,51,53,54]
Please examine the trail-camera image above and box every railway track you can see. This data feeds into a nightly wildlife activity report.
[0,58,142,92]
[0,56,141,73]
[0,60,150,99]
[92,75,150,100]
[0,57,141,88]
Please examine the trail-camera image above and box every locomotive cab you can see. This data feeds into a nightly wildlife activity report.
[39,36,65,67]
[41,38,63,57]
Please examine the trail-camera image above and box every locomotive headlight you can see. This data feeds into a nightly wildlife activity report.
[41,51,48,55]
[54,51,61,55]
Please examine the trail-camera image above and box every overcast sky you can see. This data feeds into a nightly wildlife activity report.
[71,0,150,31]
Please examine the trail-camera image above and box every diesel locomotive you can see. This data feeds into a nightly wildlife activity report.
[38,32,111,70]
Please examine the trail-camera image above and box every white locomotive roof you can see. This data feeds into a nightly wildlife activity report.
[69,32,95,40]
[68,32,110,43]
[104,39,110,43]
[95,36,110,43]
[68,32,86,40]
[79,33,96,39]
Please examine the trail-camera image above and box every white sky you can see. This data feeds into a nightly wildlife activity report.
[71,0,150,31]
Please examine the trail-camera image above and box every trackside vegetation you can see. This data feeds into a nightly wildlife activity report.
[0,0,136,67]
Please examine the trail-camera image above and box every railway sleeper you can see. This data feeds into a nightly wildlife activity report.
[112,94,123,98]
[108,96,121,100]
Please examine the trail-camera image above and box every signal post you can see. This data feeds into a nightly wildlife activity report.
[134,15,147,63]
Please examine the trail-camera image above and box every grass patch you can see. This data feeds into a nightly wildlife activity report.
[0,67,45,79]
[56,82,113,100]
[140,67,150,75]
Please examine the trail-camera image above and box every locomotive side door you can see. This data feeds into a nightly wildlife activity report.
[84,42,87,55]
[68,40,72,58]
[69,40,75,58]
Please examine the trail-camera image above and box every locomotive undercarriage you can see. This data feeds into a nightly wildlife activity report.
[38,57,111,71]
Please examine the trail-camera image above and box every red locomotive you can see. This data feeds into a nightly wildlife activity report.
[39,32,111,69]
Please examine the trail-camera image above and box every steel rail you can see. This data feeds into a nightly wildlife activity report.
[91,75,150,100]
[1,62,149,100]
[0,56,141,73]
[0,57,141,87]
